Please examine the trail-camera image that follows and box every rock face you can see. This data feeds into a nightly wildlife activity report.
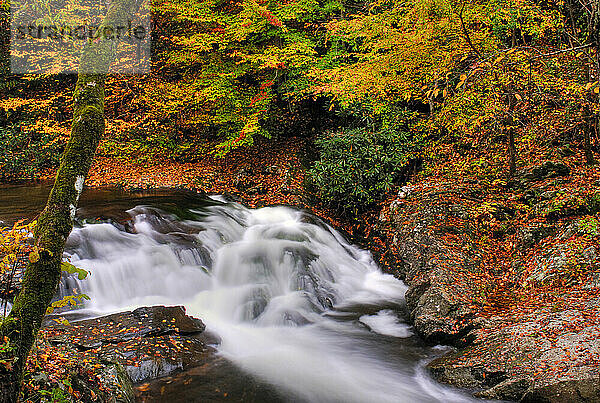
[382,188,480,345]
[42,306,282,402]
[427,304,600,402]
[515,161,571,183]
[381,182,600,402]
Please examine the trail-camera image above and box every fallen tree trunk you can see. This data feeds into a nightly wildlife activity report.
[0,0,144,400]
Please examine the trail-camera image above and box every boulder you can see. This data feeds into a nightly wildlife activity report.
[522,376,600,402]
[384,188,479,345]
[383,184,600,402]
[45,306,209,383]
[516,162,571,183]
[427,306,600,402]
[41,305,282,402]
[476,378,532,401]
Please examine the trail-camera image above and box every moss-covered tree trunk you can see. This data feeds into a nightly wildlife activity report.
[0,0,143,400]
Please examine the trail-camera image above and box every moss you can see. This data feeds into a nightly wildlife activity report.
[587,192,600,214]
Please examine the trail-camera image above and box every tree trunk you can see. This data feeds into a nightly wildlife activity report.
[508,124,517,176]
[588,0,599,165]
[0,0,143,400]
[506,90,517,177]
[584,117,597,165]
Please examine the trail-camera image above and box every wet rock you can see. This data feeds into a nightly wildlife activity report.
[515,223,556,250]
[43,305,282,401]
[406,280,475,345]
[428,356,507,390]
[427,307,600,402]
[135,356,285,403]
[522,376,600,402]
[47,306,205,347]
[475,378,531,401]
[45,306,211,389]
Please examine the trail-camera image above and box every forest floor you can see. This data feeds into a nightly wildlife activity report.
[81,137,308,208]
[42,136,364,233]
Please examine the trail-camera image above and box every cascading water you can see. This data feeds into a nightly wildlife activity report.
[59,196,475,402]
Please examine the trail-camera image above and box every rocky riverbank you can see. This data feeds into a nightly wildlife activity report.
[25,306,282,402]
[379,161,600,401]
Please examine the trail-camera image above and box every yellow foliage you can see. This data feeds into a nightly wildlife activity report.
[0,221,36,275]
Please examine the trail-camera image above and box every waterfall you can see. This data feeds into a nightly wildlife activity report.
[62,197,474,402]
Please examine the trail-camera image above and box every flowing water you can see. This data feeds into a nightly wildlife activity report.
[2,186,476,402]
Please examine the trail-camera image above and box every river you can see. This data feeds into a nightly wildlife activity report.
[1,183,477,402]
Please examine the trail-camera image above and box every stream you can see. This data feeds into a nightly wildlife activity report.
[1,184,477,402]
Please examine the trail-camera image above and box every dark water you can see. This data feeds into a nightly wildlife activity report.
[0,181,55,223]
[0,182,215,225]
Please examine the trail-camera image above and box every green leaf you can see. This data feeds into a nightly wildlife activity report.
[61,262,89,280]
[46,294,90,315]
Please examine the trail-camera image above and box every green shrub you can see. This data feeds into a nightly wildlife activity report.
[544,191,600,220]
[0,122,63,180]
[588,192,600,214]
[308,128,414,214]
[577,216,600,237]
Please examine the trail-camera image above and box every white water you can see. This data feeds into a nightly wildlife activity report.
[62,199,475,402]
[359,310,414,338]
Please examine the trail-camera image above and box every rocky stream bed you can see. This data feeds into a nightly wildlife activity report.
[39,306,283,402]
